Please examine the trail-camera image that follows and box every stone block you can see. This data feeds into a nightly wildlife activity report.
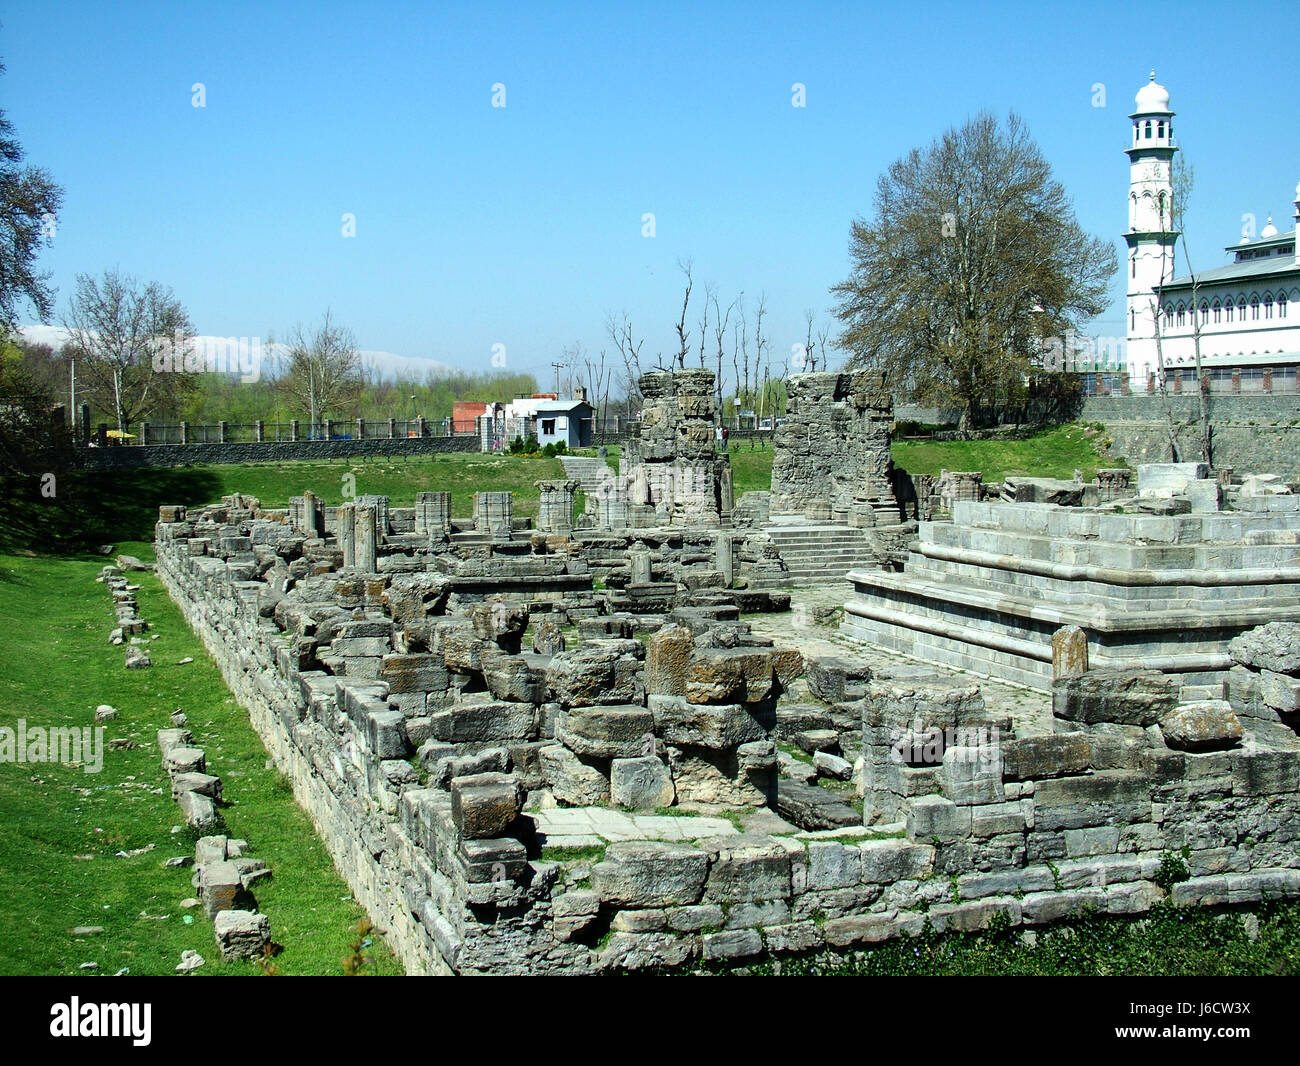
[539,745,610,806]
[905,795,971,843]
[807,841,861,890]
[1001,733,1091,780]
[1159,701,1243,752]
[178,789,218,829]
[1228,622,1300,675]
[450,772,522,839]
[645,624,694,697]
[648,693,768,749]
[213,910,271,961]
[163,745,206,775]
[1053,669,1177,727]
[1051,625,1088,680]
[556,705,655,759]
[592,841,709,907]
[701,835,792,902]
[702,928,763,962]
[1259,670,1300,713]
[458,837,528,883]
[610,756,676,810]
[686,648,775,705]
[940,745,1003,805]
[201,860,244,919]
[1231,750,1300,796]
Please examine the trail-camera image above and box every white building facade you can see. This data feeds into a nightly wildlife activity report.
[1123,72,1300,395]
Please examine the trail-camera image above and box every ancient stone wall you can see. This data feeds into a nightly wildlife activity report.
[621,370,733,527]
[770,372,901,526]
[155,494,1300,974]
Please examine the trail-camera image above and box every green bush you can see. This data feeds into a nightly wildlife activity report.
[509,434,540,456]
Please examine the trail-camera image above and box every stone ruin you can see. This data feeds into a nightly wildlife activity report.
[154,477,1300,973]
[843,460,1300,689]
[144,380,1300,975]
[770,371,901,527]
[585,369,734,529]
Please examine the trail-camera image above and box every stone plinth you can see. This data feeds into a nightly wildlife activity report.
[354,504,378,572]
[842,500,1300,690]
[474,492,513,540]
[537,480,578,535]
[415,491,451,537]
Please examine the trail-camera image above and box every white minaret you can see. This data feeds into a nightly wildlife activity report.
[1124,71,1178,387]
[1293,181,1300,266]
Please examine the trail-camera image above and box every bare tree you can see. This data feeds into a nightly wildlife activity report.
[673,258,694,369]
[606,310,646,412]
[273,310,363,435]
[696,281,712,368]
[63,269,195,433]
[1169,158,1211,464]
[710,289,738,423]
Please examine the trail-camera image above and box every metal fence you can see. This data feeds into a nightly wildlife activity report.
[102,416,484,446]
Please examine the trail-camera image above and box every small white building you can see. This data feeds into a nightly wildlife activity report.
[1124,72,1300,394]
[502,390,594,448]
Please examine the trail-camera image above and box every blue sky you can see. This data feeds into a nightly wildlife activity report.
[4,0,1298,385]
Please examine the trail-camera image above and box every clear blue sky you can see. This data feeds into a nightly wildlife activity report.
[4,0,1297,384]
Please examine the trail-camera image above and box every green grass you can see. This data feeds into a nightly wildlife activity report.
[590,423,1121,500]
[0,545,403,975]
[890,423,1120,483]
[738,902,1299,976]
[1,452,565,554]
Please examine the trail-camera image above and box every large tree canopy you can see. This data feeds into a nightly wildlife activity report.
[0,60,65,335]
[830,111,1116,426]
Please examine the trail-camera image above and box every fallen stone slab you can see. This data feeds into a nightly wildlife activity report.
[201,860,245,919]
[178,789,219,829]
[213,910,271,961]
[171,772,223,802]
[163,746,207,775]
[775,780,860,831]
[1229,622,1300,675]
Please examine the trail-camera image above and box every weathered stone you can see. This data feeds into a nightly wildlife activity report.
[814,750,853,780]
[547,640,645,707]
[539,745,610,806]
[1159,701,1244,752]
[592,841,709,907]
[201,860,244,919]
[775,780,860,830]
[702,928,763,962]
[1259,670,1300,713]
[1228,622,1300,675]
[556,705,655,759]
[648,693,768,750]
[450,773,522,839]
[163,745,206,775]
[686,648,775,705]
[700,835,792,902]
[213,910,271,961]
[530,619,567,656]
[1051,625,1089,680]
[1053,669,1177,727]
[610,756,675,809]
[1001,733,1091,780]
[645,624,694,696]
[906,795,971,842]
[178,789,219,828]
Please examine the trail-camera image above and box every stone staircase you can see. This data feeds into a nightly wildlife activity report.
[559,454,615,494]
[763,524,882,587]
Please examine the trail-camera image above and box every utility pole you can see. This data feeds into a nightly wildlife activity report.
[551,361,565,397]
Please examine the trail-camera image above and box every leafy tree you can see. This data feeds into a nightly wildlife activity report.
[0,59,65,335]
[63,269,195,433]
[830,111,1116,429]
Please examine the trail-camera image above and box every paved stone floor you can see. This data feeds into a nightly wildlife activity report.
[743,582,1055,737]
[532,808,740,848]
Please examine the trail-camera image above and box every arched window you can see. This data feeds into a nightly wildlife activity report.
[1264,294,1274,319]
[1200,300,1209,324]
[1176,303,1186,327]
[1157,121,1165,138]
[1239,297,1248,319]
[1163,304,1173,327]
[1130,308,1136,331]
[1250,295,1260,320]
[1212,300,1221,323]
[1144,120,1152,138]
[1225,300,1233,322]
[1131,254,1136,278]
[1280,293,1288,319]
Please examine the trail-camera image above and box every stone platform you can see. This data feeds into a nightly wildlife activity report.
[842,500,1300,690]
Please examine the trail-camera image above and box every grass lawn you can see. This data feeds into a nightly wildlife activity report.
[591,425,1120,497]
[0,544,402,975]
[2,453,565,554]
[891,423,1120,482]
